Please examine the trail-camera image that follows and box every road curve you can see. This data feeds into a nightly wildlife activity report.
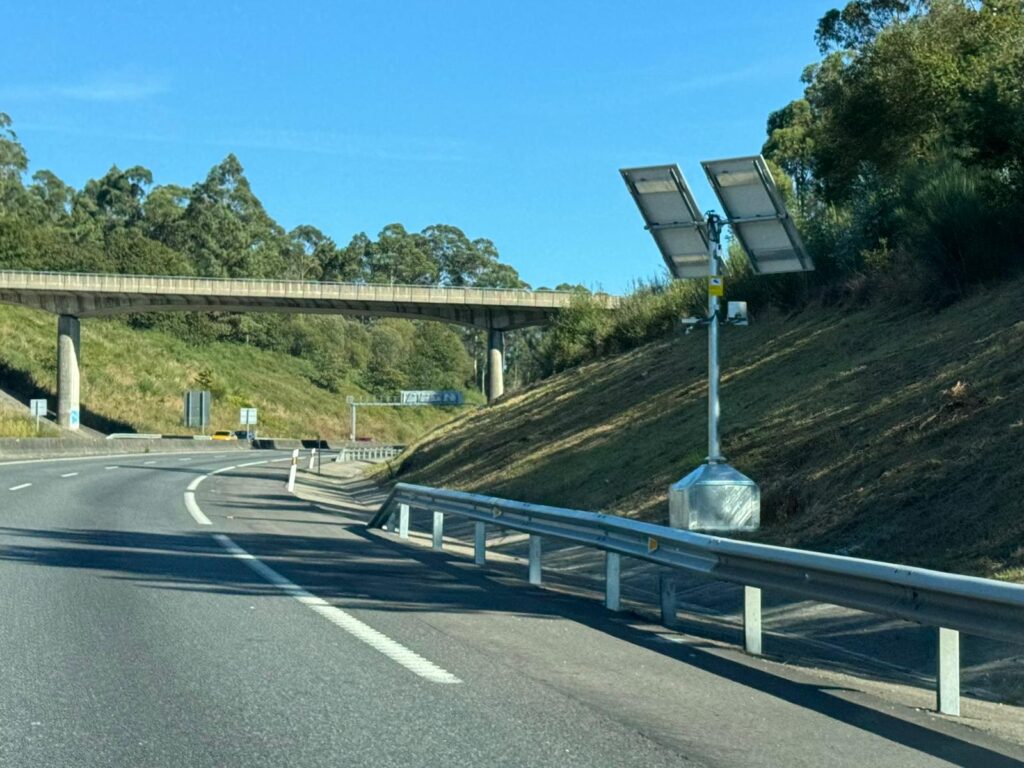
[0,452,1021,767]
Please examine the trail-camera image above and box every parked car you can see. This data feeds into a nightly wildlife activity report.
[211,430,237,441]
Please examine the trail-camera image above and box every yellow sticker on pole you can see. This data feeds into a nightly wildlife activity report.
[647,537,659,553]
[709,277,724,297]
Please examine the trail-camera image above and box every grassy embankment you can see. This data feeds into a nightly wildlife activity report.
[0,305,473,442]
[385,276,1024,580]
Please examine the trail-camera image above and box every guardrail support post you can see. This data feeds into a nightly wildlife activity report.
[399,503,410,539]
[528,535,542,585]
[432,511,444,551]
[474,521,486,565]
[744,586,762,655]
[660,574,678,628]
[605,552,621,611]
[937,627,960,716]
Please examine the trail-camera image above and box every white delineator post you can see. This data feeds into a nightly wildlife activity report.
[308,448,317,470]
[286,448,298,492]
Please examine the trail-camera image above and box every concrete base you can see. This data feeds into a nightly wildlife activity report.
[57,315,81,430]
[669,462,760,532]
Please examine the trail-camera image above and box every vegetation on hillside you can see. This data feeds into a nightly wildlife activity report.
[386,272,1024,580]
[0,304,471,440]
[537,0,1024,374]
[0,114,530,404]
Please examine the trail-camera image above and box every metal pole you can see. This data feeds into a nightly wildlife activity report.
[707,239,722,463]
[350,403,356,442]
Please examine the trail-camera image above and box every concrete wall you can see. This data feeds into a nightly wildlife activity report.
[0,437,252,461]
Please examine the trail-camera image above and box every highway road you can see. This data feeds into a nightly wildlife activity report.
[1,451,1022,767]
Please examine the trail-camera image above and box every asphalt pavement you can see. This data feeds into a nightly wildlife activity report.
[0,451,1021,767]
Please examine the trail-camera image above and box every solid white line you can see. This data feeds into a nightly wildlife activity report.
[0,450,238,468]
[60,472,78,478]
[213,533,461,685]
[235,460,270,468]
[8,483,31,491]
[184,492,212,525]
[178,457,193,462]
[143,460,157,465]
[104,466,119,470]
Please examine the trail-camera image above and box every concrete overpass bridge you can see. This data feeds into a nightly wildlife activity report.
[0,270,617,428]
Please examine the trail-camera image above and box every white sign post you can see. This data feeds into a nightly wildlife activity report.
[30,399,46,433]
[239,407,258,440]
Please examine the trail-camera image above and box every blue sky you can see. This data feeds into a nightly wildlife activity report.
[2,1,826,292]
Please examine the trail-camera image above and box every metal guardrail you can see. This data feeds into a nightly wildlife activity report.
[369,483,1024,717]
[336,445,403,463]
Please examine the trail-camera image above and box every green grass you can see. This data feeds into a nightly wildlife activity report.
[0,408,60,437]
[0,306,471,443]
[386,276,1024,579]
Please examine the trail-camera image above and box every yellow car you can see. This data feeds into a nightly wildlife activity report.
[211,430,237,441]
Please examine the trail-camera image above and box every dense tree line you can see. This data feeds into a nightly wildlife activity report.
[540,0,1024,374]
[0,115,529,397]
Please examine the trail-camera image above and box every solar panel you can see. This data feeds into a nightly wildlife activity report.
[701,155,814,275]
[620,165,711,278]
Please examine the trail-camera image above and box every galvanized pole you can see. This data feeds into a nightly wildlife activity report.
[707,218,723,464]
[350,403,356,442]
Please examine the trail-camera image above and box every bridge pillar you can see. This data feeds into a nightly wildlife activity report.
[486,328,504,403]
[57,315,81,430]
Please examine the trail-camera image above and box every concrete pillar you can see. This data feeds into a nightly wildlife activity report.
[57,315,81,430]
[486,327,505,403]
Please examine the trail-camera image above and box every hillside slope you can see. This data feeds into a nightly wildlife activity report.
[389,278,1024,579]
[0,305,472,442]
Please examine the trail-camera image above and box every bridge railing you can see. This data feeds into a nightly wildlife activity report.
[0,270,620,309]
[369,482,1024,717]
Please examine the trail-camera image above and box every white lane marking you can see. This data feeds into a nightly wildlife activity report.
[104,466,119,470]
[178,457,193,462]
[0,450,237,468]
[8,483,31,491]
[236,460,270,468]
[143,460,157,465]
[184,492,212,525]
[60,472,79,478]
[213,533,461,685]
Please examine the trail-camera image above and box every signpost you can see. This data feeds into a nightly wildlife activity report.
[239,407,258,441]
[30,398,46,433]
[184,390,211,431]
[399,390,464,406]
[348,392,466,442]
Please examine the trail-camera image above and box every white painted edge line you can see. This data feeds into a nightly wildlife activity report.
[213,533,461,685]
[104,465,118,470]
[184,492,212,525]
[0,450,243,468]
[143,460,157,465]
[236,460,271,468]
[8,483,31,491]
[60,472,78,478]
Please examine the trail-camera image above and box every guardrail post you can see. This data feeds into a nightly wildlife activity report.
[660,574,678,628]
[432,511,444,551]
[937,627,960,716]
[399,503,410,539]
[474,521,486,565]
[528,535,542,585]
[744,586,762,656]
[605,552,621,611]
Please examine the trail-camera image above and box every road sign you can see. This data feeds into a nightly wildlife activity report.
[399,390,464,406]
[240,407,258,425]
[184,390,211,428]
[30,399,47,417]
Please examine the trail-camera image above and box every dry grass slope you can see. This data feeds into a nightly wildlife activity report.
[389,277,1024,579]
